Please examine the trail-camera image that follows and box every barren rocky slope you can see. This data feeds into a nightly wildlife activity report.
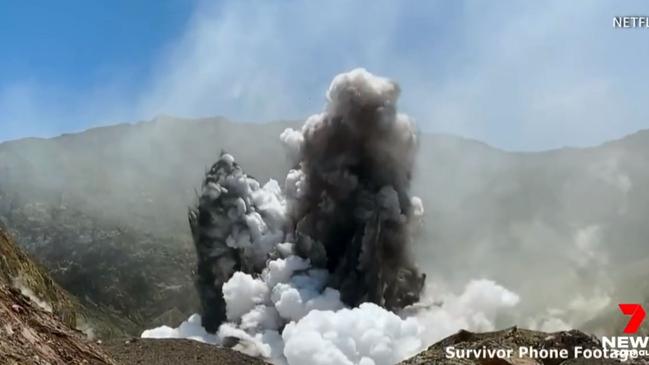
[0,284,117,365]
[2,205,198,335]
[0,228,117,364]
[0,228,78,327]
[0,227,274,364]
[103,338,269,365]
[0,227,132,338]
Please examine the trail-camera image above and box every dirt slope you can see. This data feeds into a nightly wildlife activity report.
[0,226,132,338]
[103,338,269,365]
[0,228,78,326]
[0,284,116,365]
[0,226,264,365]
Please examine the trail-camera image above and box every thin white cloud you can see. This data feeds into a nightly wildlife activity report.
[137,0,404,122]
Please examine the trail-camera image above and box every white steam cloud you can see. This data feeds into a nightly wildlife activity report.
[144,276,519,365]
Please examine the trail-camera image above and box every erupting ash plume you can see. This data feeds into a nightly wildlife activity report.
[189,154,287,332]
[190,68,425,333]
[282,69,426,310]
[146,69,519,365]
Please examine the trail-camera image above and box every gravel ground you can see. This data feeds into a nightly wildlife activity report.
[102,338,269,365]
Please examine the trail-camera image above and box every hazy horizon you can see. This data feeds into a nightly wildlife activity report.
[2,114,648,154]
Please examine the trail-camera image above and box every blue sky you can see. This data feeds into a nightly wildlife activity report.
[0,0,648,150]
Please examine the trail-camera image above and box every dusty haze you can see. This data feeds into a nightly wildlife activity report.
[1,113,647,338]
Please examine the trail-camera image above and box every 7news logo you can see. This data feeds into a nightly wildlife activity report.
[620,304,646,334]
[601,303,649,356]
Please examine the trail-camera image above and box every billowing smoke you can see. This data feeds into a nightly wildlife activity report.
[190,68,425,332]
[188,153,287,332]
[143,69,519,365]
[281,69,426,311]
